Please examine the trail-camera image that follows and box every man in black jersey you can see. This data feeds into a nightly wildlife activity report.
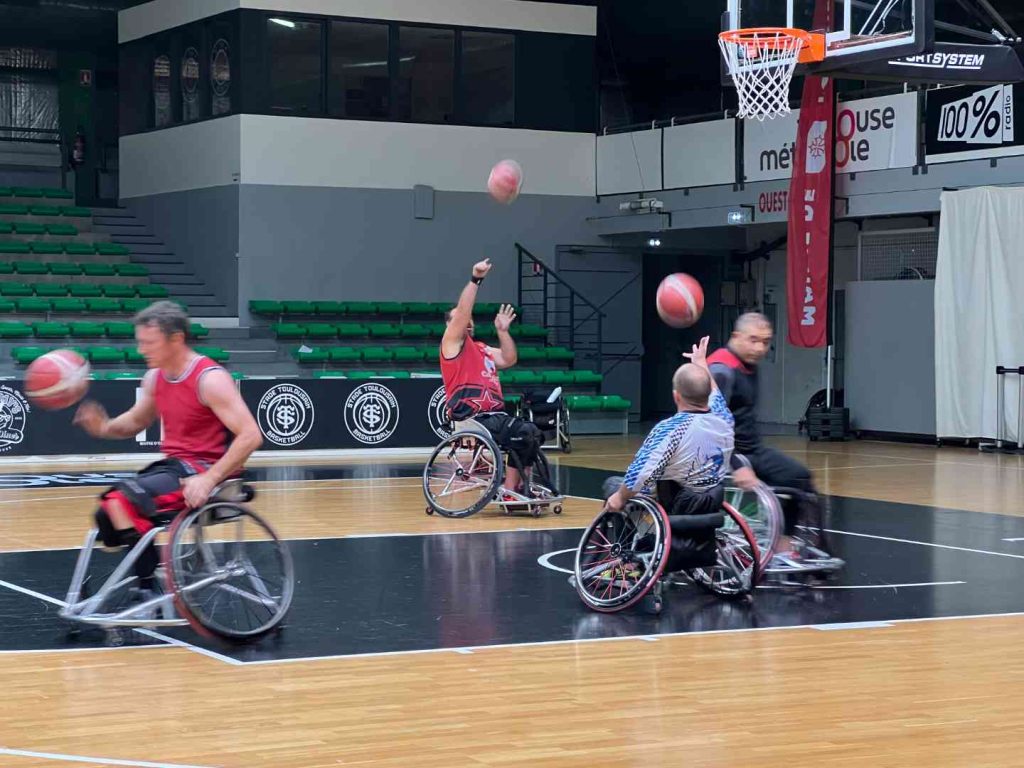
[708,312,819,558]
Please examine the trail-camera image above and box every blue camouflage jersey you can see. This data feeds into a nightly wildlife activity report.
[623,388,735,494]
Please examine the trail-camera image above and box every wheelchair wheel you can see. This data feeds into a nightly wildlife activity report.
[723,483,781,575]
[685,503,762,598]
[165,504,294,641]
[574,497,671,613]
[423,431,504,518]
[773,488,844,573]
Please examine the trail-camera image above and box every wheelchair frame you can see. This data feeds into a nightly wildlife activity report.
[60,479,295,642]
[423,425,565,518]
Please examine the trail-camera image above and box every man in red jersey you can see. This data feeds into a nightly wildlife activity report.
[74,301,262,590]
[440,258,542,495]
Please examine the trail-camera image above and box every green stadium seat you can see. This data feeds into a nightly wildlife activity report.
[0,262,12,274]
[573,370,604,386]
[12,346,46,364]
[346,371,378,380]
[545,347,575,361]
[313,371,348,378]
[82,263,116,277]
[540,370,576,386]
[566,395,601,411]
[0,299,14,312]
[328,347,361,363]
[14,260,48,274]
[399,324,429,338]
[294,347,329,364]
[120,298,152,313]
[0,222,11,234]
[0,283,32,296]
[311,301,344,316]
[33,322,69,338]
[15,222,47,236]
[474,326,498,339]
[513,324,548,339]
[473,302,501,315]
[0,322,32,338]
[195,346,229,362]
[16,298,49,313]
[86,298,121,312]
[517,371,547,385]
[392,347,425,362]
[124,348,144,363]
[404,302,434,315]
[29,205,62,217]
[51,298,87,313]
[33,284,67,298]
[303,323,337,339]
[136,284,169,299]
[13,187,43,199]
[343,302,378,315]
[61,207,92,218]
[46,223,77,236]
[102,285,135,299]
[190,323,210,338]
[113,263,148,277]
[361,347,393,362]
[428,302,451,314]
[89,346,125,363]
[366,323,400,337]
[282,300,316,314]
[249,300,283,316]
[69,322,106,338]
[42,188,74,200]
[334,323,366,338]
[377,371,412,379]
[63,242,94,256]
[601,396,632,411]
[0,204,28,216]
[0,187,12,197]
[105,322,135,338]
[425,323,447,337]
[0,241,30,254]
[516,347,547,362]
[95,243,131,257]
[376,302,406,315]
[69,284,102,298]
[273,323,306,339]
[48,262,82,275]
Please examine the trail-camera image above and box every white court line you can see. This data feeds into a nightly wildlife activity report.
[827,528,1024,561]
[0,746,216,768]
[1003,538,1024,542]
[761,581,966,590]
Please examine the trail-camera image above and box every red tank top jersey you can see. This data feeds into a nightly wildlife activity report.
[153,355,230,466]
[440,337,505,420]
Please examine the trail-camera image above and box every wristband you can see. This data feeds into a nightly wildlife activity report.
[471,276,484,285]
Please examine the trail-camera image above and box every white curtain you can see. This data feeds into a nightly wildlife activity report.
[936,187,1024,440]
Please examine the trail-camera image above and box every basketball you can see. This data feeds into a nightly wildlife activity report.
[487,159,523,204]
[25,349,90,411]
[656,273,704,328]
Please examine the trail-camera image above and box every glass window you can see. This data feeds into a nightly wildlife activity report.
[181,46,202,122]
[267,17,323,114]
[153,54,172,128]
[460,31,514,126]
[210,37,232,116]
[396,26,454,123]
[329,21,389,119]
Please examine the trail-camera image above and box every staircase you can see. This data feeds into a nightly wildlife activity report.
[91,207,230,317]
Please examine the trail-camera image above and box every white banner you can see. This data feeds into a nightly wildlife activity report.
[663,119,735,189]
[743,92,919,182]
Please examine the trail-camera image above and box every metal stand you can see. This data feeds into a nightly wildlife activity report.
[979,366,1024,454]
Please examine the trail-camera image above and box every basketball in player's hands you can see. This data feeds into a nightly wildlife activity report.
[656,273,704,328]
[25,349,90,410]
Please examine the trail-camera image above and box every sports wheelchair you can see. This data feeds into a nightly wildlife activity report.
[60,479,295,642]
[520,387,571,453]
[573,491,763,614]
[423,416,564,518]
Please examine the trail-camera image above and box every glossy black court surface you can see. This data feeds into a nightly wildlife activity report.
[1,463,1023,663]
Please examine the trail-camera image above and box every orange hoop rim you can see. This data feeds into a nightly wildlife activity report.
[719,27,826,63]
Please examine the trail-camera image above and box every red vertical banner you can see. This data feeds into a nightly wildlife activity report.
[786,74,835,349]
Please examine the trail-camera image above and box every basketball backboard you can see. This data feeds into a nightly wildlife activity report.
[725,0,933,69]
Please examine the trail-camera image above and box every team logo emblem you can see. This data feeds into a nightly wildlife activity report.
[345,383,400,445]
[428,385,453,439]
[0,386,28,452]
[258,384,314,446]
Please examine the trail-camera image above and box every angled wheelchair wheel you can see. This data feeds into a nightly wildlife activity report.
[574,496,671,613]
[164,504,295,641]
[772,488,845,575]
[423,431,503,518]
[724,483,781,575]
[685,503,762,598]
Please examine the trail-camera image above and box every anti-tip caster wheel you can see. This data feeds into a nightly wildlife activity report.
[425,507,434,516]
[553,505,563,515]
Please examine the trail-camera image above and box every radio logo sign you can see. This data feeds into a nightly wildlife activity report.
[258,384,315,446]
[345,383,400,445]
[937,84,1013,146]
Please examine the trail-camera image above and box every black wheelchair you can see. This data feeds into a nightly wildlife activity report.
[521,386,572,453]
[423,416,564,518]
[60,479,295,642]
[573,487,763,615]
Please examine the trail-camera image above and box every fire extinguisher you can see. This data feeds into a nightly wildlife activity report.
[70,128,86,168]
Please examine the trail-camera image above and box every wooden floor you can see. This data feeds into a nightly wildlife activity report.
[1,436,1023,767]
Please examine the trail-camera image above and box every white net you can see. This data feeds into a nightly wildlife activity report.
[719,29,806,121]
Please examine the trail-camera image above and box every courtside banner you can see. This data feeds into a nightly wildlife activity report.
[744,92,917,182]
[925,83,1024,164]
[786,76,835,349]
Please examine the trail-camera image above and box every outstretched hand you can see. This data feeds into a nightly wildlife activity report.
[472,259,493,279]
[682,336,711,370]
[494,304,517,333]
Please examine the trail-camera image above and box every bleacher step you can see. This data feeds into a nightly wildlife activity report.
[168,285,216,297]
[108,234,164,245]
[130,252,183,262]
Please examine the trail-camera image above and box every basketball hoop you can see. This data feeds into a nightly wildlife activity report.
[718,28,826,121]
